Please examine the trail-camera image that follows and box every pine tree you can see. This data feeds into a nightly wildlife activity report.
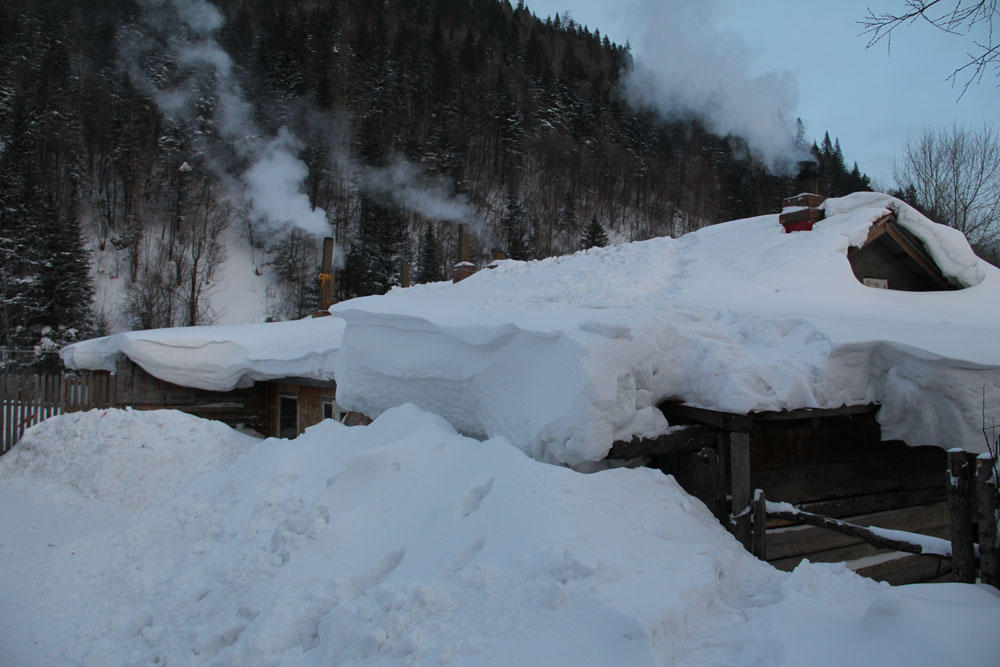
[416,223,443,283]
[268,230,319,320]
[343,194,408,297]
[581,216,609,249]
[501,191,530,260]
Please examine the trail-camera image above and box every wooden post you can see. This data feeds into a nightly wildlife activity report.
[1,373,8,453]
[947,449,976,583]
[752,488,767,559]
[976,454,1000,588]
[729,431,752,551]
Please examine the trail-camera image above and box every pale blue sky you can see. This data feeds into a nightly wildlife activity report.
[525,0,1000,187]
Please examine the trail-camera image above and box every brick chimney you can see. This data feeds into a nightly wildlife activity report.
[779,160,826,232]
[452,223,476,282]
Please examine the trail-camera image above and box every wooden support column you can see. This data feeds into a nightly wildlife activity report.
[976,454,1000,588]
[752,488,767,559]
[947,449,976,583]
[729,431,752,551]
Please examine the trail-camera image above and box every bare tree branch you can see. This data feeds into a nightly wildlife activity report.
[893,123,1000,253]
[860,1,1000,97]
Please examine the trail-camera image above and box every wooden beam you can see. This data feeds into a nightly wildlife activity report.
[883,221,952,290]
[976,455,999,588]
[658,401,876,432]
[947,450,976,583]
[606,425,718,459]
[659,403,754,431]
[766,503,951,558]
[752,489,767,559]
[730,432,752,550]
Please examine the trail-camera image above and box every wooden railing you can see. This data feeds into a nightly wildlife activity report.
[0,372,116,454]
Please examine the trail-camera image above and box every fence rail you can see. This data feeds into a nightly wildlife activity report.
[0,372,116,454]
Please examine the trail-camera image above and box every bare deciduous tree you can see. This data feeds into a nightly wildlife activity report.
[893,123,1000,252]
[861,1,1000,97]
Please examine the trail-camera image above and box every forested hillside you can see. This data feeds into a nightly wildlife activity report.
[0,0,870,367]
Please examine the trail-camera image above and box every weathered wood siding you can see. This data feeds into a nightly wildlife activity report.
[116,360,268,435]
[750,415,948,583]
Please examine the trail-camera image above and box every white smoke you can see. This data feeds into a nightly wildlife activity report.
[126,0,328,237]
[363,159,479,226]
[245,130,329,236]
[621,0,808,172]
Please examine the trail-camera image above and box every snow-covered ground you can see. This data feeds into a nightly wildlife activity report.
[2,408,999,666]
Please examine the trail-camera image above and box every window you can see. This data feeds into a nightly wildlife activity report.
[278,394,298,439]
[322,398,342,422]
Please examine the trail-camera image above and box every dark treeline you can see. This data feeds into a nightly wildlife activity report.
[0,0,870,366]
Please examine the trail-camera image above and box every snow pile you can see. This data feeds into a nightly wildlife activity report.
[331,193,1000,464]
[61,316,345,391]
[1,409,255,510]
[2,408,999,666]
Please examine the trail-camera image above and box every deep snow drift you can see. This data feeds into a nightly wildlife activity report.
[330,193,1000,465]
[1,408,999,666]
[62,316,345,391]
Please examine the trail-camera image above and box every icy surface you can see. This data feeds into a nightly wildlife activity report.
[332,193,1000,464]
[61,316,345,391]
[2,408,1000,666]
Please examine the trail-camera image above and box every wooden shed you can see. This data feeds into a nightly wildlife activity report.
[610,403,952,585]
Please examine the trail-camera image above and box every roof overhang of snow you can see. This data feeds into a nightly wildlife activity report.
[60,317,345,392]
[328,193,1000,465]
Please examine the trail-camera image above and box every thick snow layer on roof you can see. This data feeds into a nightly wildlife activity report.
[332,193,1000,464]
[3,407,999,665]
[61,316,345,391]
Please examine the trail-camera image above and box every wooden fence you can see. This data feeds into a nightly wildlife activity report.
[744,449,1000,586]
[0,372,116,455]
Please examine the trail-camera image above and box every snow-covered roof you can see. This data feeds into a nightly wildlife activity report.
[61,317,344,391]
[330,193,1000,464]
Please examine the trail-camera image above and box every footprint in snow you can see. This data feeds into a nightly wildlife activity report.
[257,473,299,491]
[459,478,494,517]
[348,549,406,593]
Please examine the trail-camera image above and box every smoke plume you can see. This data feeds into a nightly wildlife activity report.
[621,0,808,172]
[125,0,328,236]
[363,159,479,226]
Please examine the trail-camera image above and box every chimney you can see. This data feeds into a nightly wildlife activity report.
[400,259,410,288]
[487,248,507,269]
[313,237,336,317]
[779,160,826,232]
[452,223,476,283]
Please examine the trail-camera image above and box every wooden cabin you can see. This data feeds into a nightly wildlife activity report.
[110,357,362,438]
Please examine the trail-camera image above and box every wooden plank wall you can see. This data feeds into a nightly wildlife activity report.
[116,361,268,435]
[0,372,114,454]
[750,416,949,584]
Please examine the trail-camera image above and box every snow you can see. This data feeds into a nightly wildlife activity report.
[3,407,1000,666]
[61,316,345,392]
[330,193,1000,464]
[63,193,1000,464]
